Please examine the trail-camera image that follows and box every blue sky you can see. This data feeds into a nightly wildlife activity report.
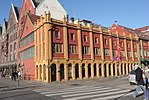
[0,0,149,28]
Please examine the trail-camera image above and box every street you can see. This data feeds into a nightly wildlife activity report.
[0,75,147,100]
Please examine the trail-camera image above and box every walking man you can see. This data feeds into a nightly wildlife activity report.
[133,65,145,98]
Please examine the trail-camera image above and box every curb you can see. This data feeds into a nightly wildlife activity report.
[0,85,41,92]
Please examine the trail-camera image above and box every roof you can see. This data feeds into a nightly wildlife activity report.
[14,6,21,20]
[28,13,40,24]
[32,0,43,7]
[136,26,149,32]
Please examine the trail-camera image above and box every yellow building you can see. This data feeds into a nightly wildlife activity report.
[34,12,139,83]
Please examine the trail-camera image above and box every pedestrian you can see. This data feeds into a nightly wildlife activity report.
[133,65,145,98]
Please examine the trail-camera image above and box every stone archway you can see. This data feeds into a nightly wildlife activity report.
[94,63,97,77]
[108,63,111,76]
[99,63,102,76]
[60,64,64,81]
[68,63,72,80]
[82,63,85,78]
[113,64,116,76]
[51,63,56,82]
[88,64,91,78]
[121,63,123,75]
[39,65,42,81]
[104,63,107,77]
[36,65,38,80]
[75,63,79,79]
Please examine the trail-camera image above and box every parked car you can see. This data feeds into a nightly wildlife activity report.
[129,70,149,85]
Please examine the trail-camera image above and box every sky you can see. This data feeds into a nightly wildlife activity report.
[0,0,149,28]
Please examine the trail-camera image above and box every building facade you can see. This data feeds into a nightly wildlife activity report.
[0,19,8,75]
[18,0,67,80]
[34,13,139,83]
[7,4,20,74]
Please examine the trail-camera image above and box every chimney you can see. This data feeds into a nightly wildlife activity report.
[70,17,74,23]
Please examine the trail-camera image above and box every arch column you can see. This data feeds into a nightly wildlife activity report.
[79,65,82,79]
[38,66,41,81]
[46,65,49,83]
[129,63,132,72]
[42,65,44,81]
[56,64,60,81]
[72,65,75,80]
[106,64,109,77]
[111,64,114,76]
[96,64,100,78]
[122,63,125,75]
[126,63,129,75]
[85,65,88,79]
[115,63,118,76]
[101,64,105,77]
[119,63,122,76]
[64,64,68,81]
[91,64,94,78]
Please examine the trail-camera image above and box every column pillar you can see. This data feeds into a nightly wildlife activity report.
[46,65,49,83]
[38,67,41,81]
[130,40,134,61]
[101,64,105,77]
[91,64,94,78]
[72,65,75,80]
[85,65,88,79]
[56,64,60,81]
[79,65,82,79]
[77,21,82,60]
[124,39,128,61]
[96,64,99,78]
[63,16,68,60]
[89,24,94,60]
[115,63,118,76]
[100,33,104,60]
[64,64,68,81]
[126,63,129,75]
[42,65,44,81]
[106,64,109,77]
[111,64,114,76]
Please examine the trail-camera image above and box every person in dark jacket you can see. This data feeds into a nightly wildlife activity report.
[133,65,145,98]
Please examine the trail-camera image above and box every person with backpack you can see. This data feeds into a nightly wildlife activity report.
[133,65,145,98]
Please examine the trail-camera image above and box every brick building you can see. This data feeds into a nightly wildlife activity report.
[34,13,139,83]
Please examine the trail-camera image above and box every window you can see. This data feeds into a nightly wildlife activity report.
[70,33,75,40]
[10,45,12,52]
[83,35,87,42]
[120,41,124,47]
[113,40,116,46]
[128,51,131,57]
[95,37,98,44]
[127,43,130,48]
[55,29,60,39]
[147,51,149,56]
[121,51,125,57]
[144,50,147,56]
[69,45,77,54]
[94,48,100,55]
[113,50,117,57]
[53,43,63,53]
[134,52,137,58]
[105,39,108,45]
[30,32,34,42]
[14,42,16,50]
[104,49,109,56]
[82,46,90,55]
